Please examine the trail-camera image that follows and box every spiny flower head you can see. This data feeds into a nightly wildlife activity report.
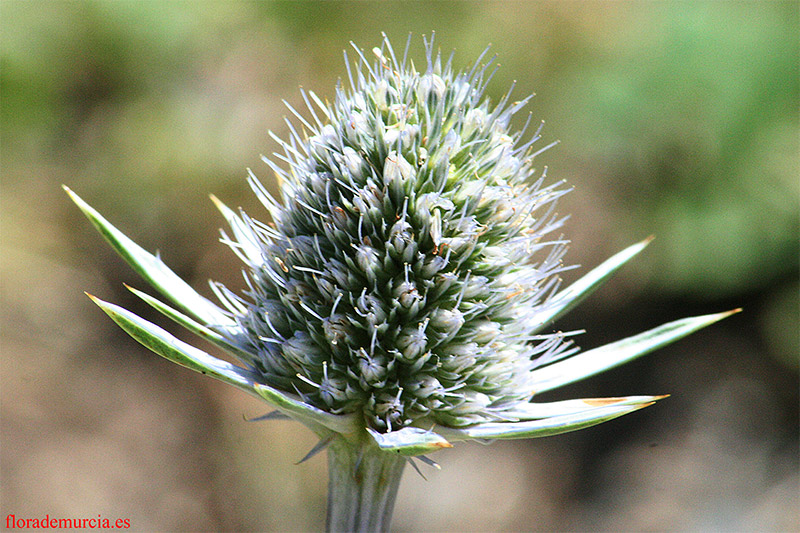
[229,36,571,432]
[66,35,735,458]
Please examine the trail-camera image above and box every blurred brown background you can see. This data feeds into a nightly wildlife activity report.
[2,1,797,531]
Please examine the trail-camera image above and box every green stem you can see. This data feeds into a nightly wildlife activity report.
[326,435,406,532]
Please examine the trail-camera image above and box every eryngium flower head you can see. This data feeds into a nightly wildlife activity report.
[67,35,736,456]
[230,38,572,432]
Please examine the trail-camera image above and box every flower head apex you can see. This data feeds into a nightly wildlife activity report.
[66,35,737,457]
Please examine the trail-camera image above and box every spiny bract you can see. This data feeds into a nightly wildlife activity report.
[220,36,574,432]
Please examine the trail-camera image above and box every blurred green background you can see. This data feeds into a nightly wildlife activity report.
[2,1,797,531]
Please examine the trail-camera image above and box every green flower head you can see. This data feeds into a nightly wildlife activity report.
[66,35,736,460]
[230,37,574,432]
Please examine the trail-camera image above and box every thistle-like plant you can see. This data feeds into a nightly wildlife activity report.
[65,35,737,531]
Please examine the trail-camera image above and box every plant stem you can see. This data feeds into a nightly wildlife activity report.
[326,435,406,532]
